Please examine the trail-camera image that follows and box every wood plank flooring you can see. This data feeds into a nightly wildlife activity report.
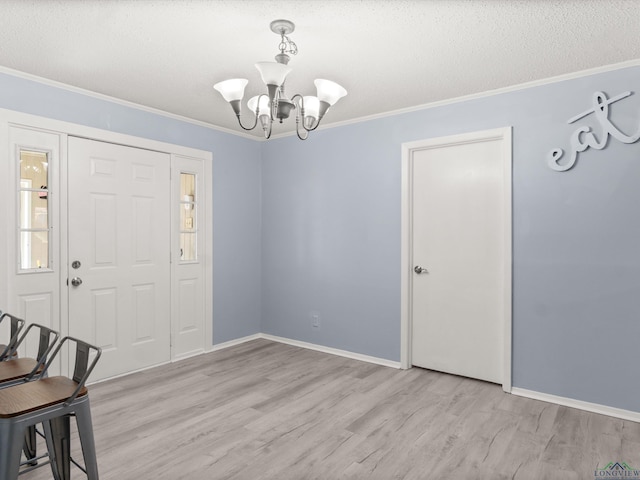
[21,339,640,479]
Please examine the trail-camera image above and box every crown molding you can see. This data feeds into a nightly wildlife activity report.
[271,58,640,139]
[0,65,257,141]
[2,59,639,143]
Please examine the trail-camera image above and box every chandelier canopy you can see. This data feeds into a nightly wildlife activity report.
[213,19,347,140]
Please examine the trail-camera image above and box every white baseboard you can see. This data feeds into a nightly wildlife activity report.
[208,332,401,369]
[511,387,640,423]
[209,333,262,352]
[169,334,640,423]
[208,334,640,423]
[172,349,207,362]
[259,333,401,369]
[89,359,172,386]
[209,332,400,369]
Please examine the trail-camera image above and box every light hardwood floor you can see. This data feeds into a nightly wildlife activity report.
[21,339,640,479]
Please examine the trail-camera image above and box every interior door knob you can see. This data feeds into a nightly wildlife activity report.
[414,265,428,274]
[71,277,83,287]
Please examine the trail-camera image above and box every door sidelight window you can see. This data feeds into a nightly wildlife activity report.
[18,149,51,272]
[179,172,197,262]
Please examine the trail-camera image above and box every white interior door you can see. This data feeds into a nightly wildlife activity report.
[410,131,510,384]
[68,137,171,381]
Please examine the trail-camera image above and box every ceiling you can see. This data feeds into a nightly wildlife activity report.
[1,0,640,138]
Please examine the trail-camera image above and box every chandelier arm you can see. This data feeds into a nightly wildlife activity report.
[231,101,260,131]
[292,94,303,117]
[292,94,322,133]
[295,114,309,140]
[271,88,282,120]
[235,113,260,131]
[259,92,274,138]
[291,96,309,140]
[233,93,274,132]
[304,118,322,132]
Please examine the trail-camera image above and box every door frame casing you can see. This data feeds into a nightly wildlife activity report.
[400,127,512,392]
[0,108,214,375]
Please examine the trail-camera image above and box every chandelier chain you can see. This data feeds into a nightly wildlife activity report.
[278,33,298,56]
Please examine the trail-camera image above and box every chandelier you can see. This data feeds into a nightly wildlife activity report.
[213,19,347,140]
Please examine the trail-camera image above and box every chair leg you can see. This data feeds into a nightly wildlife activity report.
[75,400,99,480]
[48,416,71,480]
[0,421,25,480]
[43,421,62,480]
[22,425,37,466]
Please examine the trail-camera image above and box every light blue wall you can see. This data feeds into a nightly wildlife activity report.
[0,72,262,344]
[261,66,640,412]
[4,65,639,413]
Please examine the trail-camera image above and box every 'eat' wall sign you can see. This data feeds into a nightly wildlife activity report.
[548,91,640,172]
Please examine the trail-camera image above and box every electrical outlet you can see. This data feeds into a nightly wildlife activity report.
[311,312,321,328]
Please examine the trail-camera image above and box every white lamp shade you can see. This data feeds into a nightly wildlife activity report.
[213,78,248,102]
[255,62,292,86]
[302,96,320,120]
[247,95,271,117]
[314,79,347,106]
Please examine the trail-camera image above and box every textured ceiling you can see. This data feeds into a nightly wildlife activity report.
[1,0,639,138]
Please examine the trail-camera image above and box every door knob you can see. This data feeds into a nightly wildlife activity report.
[414,265,428,274]
[71,277,83,287]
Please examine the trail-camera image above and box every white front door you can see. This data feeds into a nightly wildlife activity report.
[68,137,171,381]
[409,129,511,385]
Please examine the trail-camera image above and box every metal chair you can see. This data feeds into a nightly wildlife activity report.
[0,323,60,466]
[0,323,60,387]
[0,336,102,480]
[0,313,26,361]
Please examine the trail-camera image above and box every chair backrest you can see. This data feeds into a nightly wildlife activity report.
[11,323,60,379]
[0,313,26,361]
[38,336,102,405]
